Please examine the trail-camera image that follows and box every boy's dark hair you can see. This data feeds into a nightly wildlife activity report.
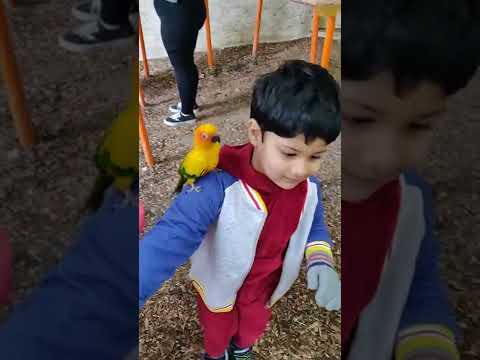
[343,0,480,96]
[250,60,341,144]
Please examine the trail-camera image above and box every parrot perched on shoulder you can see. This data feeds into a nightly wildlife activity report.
[86,60,139,210]
[174,123,221,194]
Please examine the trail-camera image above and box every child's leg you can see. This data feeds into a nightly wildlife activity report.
[232,299,272,349]
[196,295,237,358]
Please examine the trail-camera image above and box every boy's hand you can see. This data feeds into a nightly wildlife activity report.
[307,265,341,311]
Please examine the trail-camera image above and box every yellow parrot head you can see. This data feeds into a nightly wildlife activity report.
[193,123,221,149]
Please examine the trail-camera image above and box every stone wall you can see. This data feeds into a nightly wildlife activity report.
[140,0,341,60]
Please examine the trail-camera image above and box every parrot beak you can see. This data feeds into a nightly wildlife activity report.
[211,135,221,143]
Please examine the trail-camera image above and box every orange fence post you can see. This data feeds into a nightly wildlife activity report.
[309,11,320,64]
[252,0,264,59]
[320,15,336,69]
[204,0,215,69]
[139,89,154,167]
[138,16,150,79]
[0,1,35,147]
[139,82,146,108]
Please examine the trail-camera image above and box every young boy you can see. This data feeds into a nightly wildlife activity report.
[139,60,342,359]
[341,1,480,359]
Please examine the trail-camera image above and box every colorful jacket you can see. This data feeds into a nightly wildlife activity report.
[139,170,334,309]
[348,172,459,360]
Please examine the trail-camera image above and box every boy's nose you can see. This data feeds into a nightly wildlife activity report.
[291,161,309,179]
[366,144,404,180]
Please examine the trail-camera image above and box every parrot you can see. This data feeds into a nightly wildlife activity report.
[86,59,139,211]
[174,123,221,194]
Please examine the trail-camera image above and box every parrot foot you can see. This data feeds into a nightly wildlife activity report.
[188,184,202,193]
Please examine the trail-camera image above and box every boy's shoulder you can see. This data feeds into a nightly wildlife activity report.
[198,169,238,190]
[401,171,434,225]
[178,169,238,201]
[401,171,433,206]
[307,176,325,197]
[308,176,322,186]
[402,171,432,193]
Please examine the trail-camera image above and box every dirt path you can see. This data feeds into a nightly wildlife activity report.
[0,0,132,320]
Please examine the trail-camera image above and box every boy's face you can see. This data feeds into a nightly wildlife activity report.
[341,71,447,201]
[248,120,328,190]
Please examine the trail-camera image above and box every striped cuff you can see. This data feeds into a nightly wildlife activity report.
[395,325,460,360]
[305,241,334,270]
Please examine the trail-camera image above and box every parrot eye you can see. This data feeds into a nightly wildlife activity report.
[201,133,209,141]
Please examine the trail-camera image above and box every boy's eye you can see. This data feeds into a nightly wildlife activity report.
[350,117,376,125]
[343,115,376,126]
[311,155,322,160]
[409,122,432,131]
[283,153,297,157]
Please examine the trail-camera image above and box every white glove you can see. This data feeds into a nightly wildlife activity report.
[307,265,341,311]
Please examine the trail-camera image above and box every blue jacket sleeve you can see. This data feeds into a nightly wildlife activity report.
[398,173,459,339]
[306,177,333,247]
[139,172,226,309]
[0,188,139,360]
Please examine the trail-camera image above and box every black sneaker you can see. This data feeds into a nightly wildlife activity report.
[203,350,229,360]
[163,112,196,127]
[58,20,135,53]
[169,102,200,113]
[229,343,254,360]
[72,0,138,22]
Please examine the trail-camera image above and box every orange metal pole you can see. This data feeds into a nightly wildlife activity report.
[138,16,150,79]
[0,2,35,147]
[320,15,336,69]
[204,0,215,69]
[309,11,320,64]
[252,0,263,58]
[139,92,154,168]
[139,83,146,108]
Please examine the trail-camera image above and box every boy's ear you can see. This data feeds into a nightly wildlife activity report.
[247,119,263,146]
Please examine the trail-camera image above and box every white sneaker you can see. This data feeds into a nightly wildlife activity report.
[72,0,102,22]
[58,20,135,53]
[169,102,199,113]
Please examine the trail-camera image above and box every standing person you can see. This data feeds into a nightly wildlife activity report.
[59,0,137,52]
[154,0,207,127]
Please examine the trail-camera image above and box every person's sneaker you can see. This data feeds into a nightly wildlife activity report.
[72,0,102,22]
[72,0,139,22]
[163,112,196,127]
[229,343,254,360]
[58,20,135,53]
[169,102,200,113]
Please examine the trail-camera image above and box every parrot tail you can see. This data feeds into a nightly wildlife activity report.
[173,176,186,195]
